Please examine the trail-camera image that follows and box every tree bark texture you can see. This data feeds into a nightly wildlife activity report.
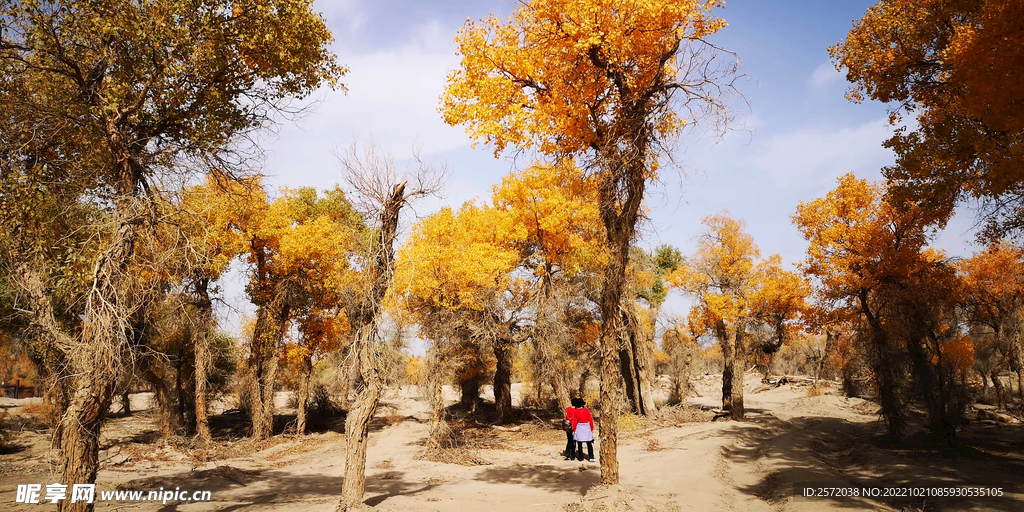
[297,354,313,435]
[716,320,734,412]
[247,287,291,440]
[176,341,197,436]
[143,369,179,438]
[594,140,648,485]
[731,319,747,421]
[458,372,482,412]
[425,349,450,451]
[56,380,108,512]
[338,329,384,510]
[120,392,132,416]
[337,344,358,411]
[618,307,658,416]
[56,197,145,512]
[860,292,907,437]
[338,182,407,511]
[192,277,214,444]
[493,343,514,423]
[193,314,213,443]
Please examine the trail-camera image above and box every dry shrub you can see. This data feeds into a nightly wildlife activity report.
[618,412,641,432]
[519,392,556,410]
[373,459,394,469]
[17,402,56,427]
[642,437,662,452]
[385,413,404,427]
[807,385,824,397]
[420,446,490,466]
[660,405,714,425]
[264,435,333,462]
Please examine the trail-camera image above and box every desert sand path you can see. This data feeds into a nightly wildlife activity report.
[4,379,1024,511]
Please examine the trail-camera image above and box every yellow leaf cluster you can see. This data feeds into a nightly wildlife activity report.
[792,173,944,308]
[492,162,606,277]
[671,213,809,342]
[441,0,725,171]
[396,202,520,314]
[830,0,1022,235]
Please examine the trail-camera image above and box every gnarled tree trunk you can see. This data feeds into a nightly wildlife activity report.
[55,195,147,512]
[56,379,110,512]
[716,320,734,412]
[297,354,313,435]
[493,343,514,423]
[619,307,658,416]
[338,182,409,511]
[247,286,291,441]
[731,319,747,420]
[860,293,907,437]
[193,278,214,445]
[339,329,384,510]
[143,369,180,439]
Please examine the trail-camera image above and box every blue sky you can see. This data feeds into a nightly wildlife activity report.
[219,0,981,335]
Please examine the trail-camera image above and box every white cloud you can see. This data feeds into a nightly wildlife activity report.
[315,0,366,40]
[260,21,470,189]
[748,117,895,188]
[808,61,843,88]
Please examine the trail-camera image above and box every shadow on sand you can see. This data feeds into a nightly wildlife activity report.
[724,413,1024,511]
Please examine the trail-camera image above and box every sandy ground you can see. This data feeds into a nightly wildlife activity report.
[3,375,1024,511]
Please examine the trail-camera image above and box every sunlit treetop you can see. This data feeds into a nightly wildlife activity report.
[668,213,760,329]
[830,0,1024,238]
[492,162,606,278]
[0,0,346,194]
[396,202,521,314]
[792,173,947,311]
[956,241,1024,330]
[441,0,728,176]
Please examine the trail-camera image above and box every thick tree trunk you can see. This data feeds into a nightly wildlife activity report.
[143,370,179,439]
[297,354,313,435]
[56,379,109,512]
[635,309,659,416]
[577,368,590,399]
[247,293,290,440]
[817,332,836,381]
[860,293,906,437]
[192,278,214,445]
[731,320,747,421]
[337,345,358,411]
[194,332,212,445]
[176,343,197,436]
[120,391,132,416]
[717,320,734,412]
[619,341,640,414]
[338,330,384,511]
[992,369,1006,410]
[458,372,482,412]
[251,351,281,440]
[597,221,633,485]
[552,375,571,412]
[618,306,657,416]
[493,343,514,423]
[337,182,407,511]
[425,349,449,451]
[1018,371,1024,410]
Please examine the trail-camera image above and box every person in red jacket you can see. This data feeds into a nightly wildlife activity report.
[562,398,579,460]
[571,399,595,462]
